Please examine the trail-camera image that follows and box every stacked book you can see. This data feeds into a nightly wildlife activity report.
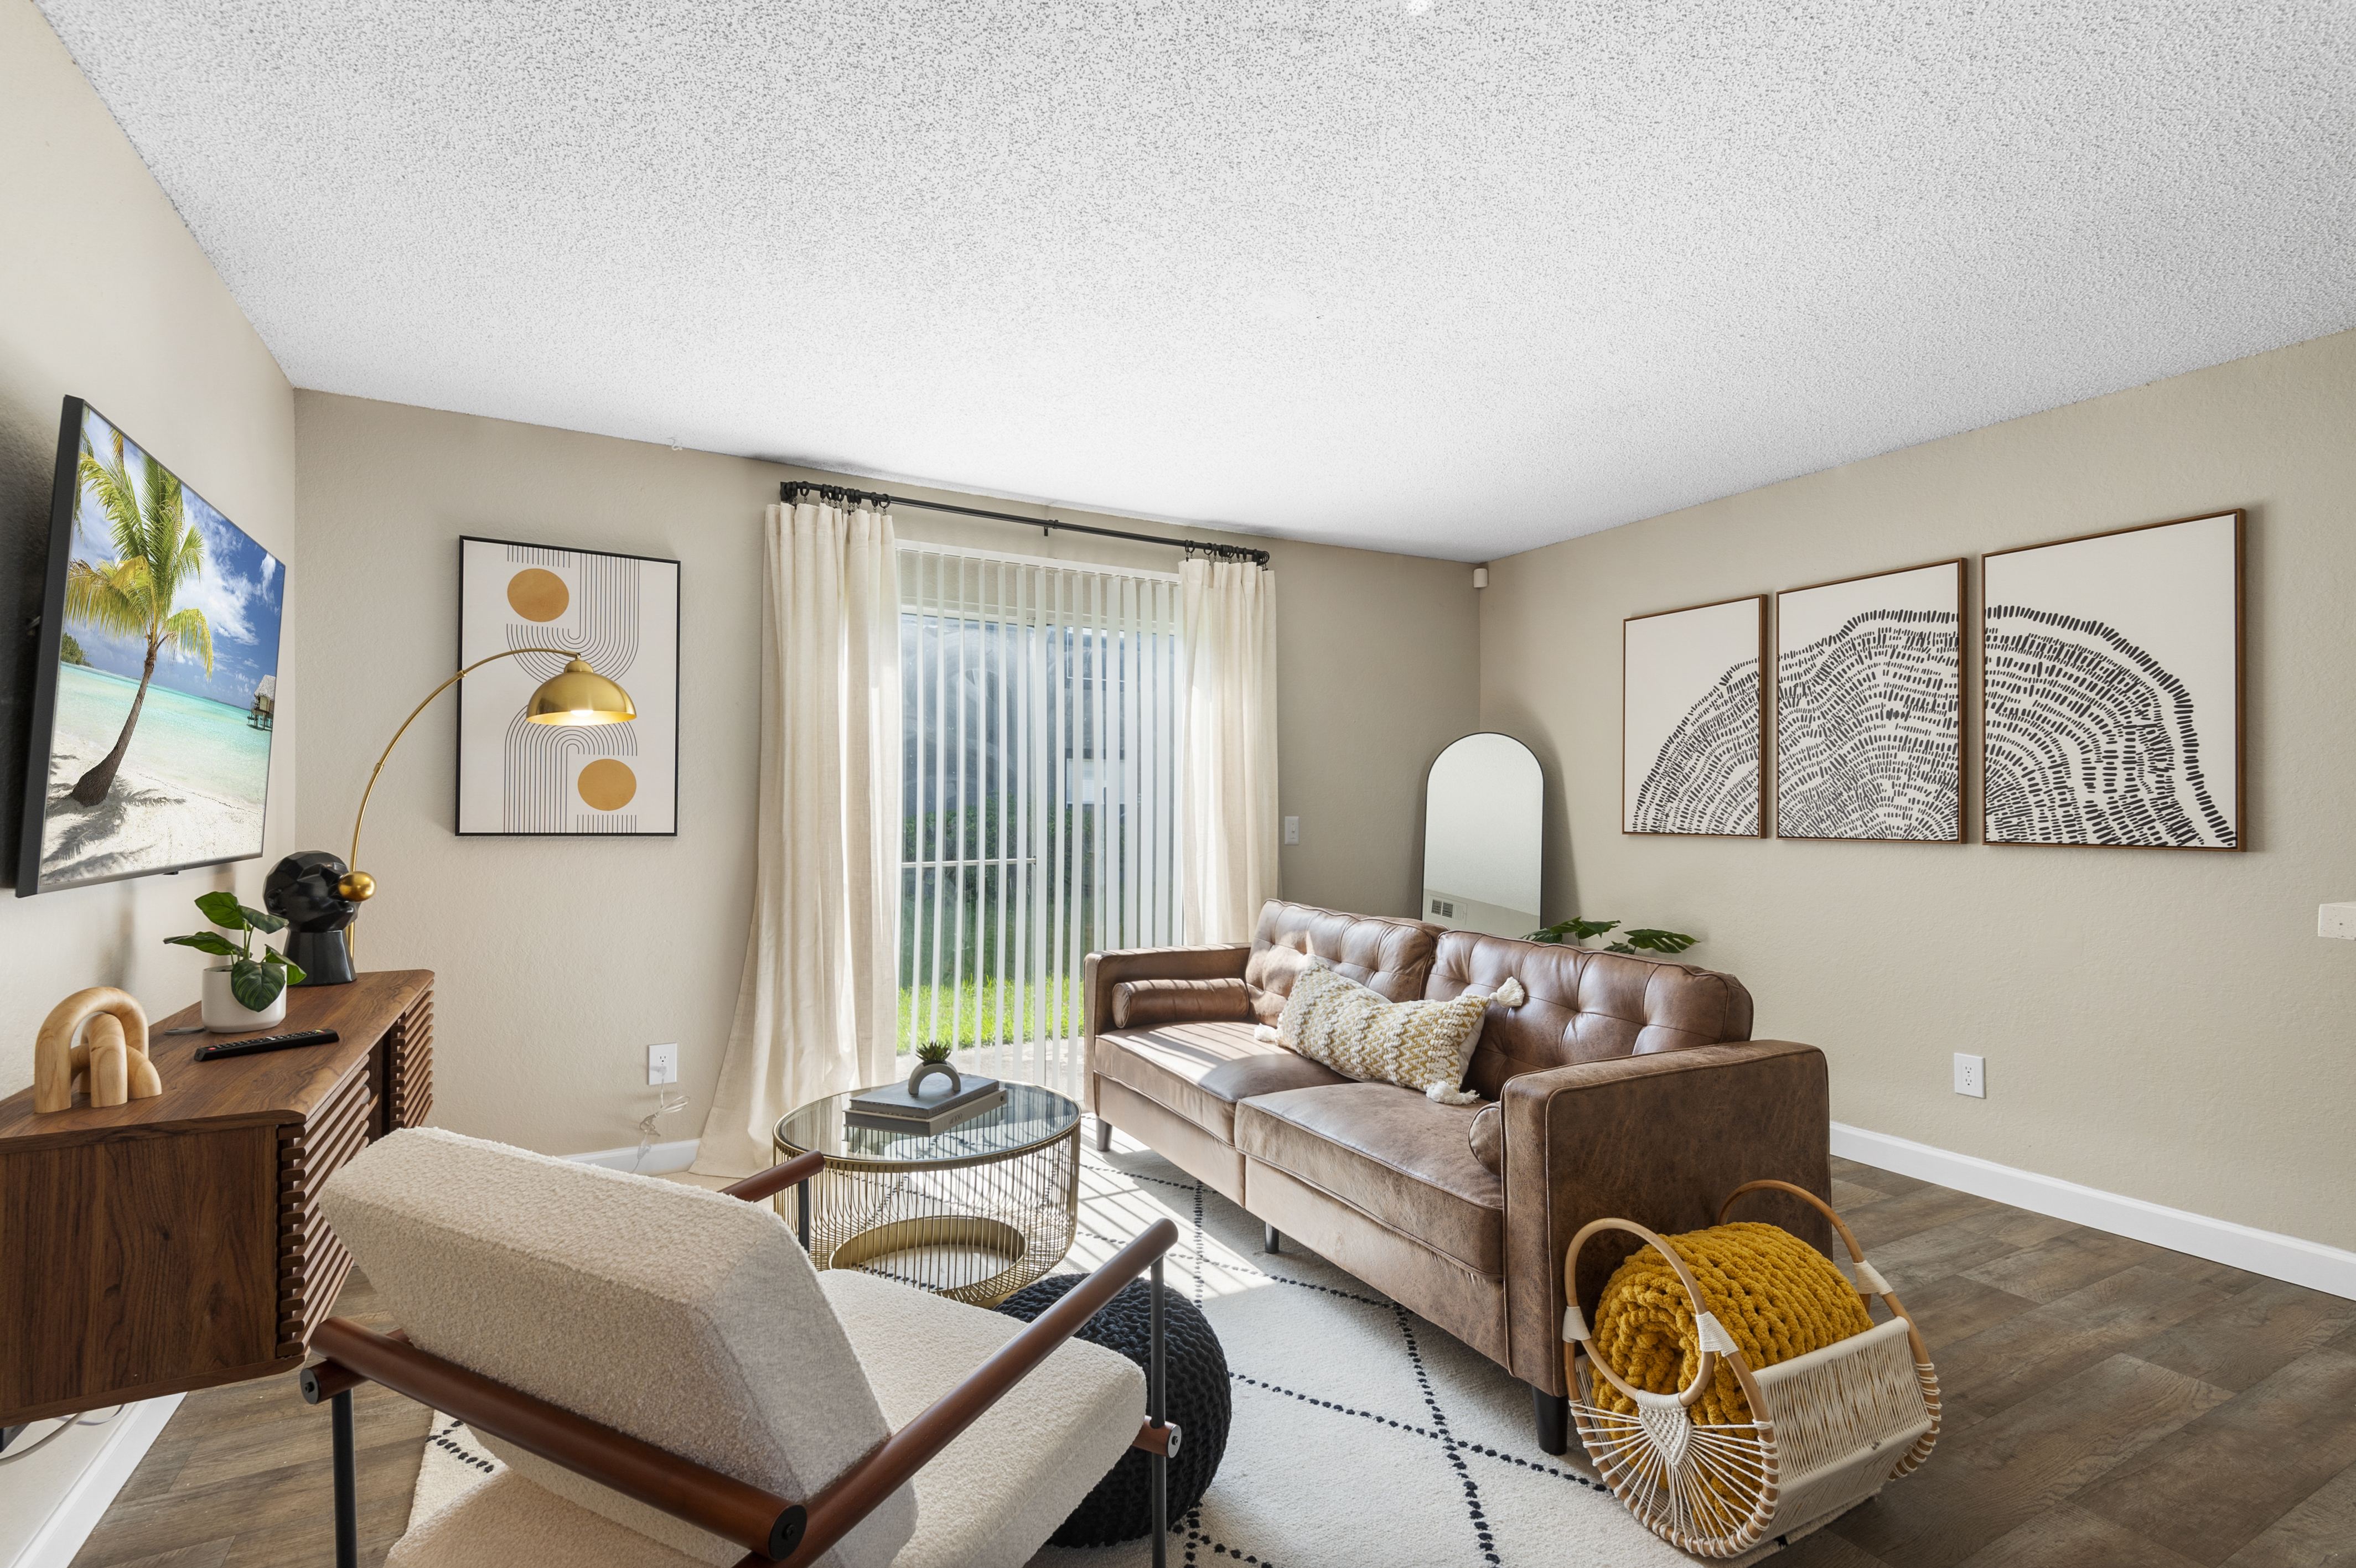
[847,1073,1006,1135]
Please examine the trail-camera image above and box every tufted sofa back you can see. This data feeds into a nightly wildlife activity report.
[1426,930,1755,1100]
[1243,900,1443,1022]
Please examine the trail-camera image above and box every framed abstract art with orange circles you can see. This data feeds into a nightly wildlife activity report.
[457,536,680,836]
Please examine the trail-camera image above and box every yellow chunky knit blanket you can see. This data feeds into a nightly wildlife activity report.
[1587,1222,1872,1427]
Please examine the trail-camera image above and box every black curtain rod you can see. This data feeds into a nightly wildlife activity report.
[779,481,1271,567]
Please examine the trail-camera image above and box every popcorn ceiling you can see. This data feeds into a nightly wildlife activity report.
[35,1,2356,560]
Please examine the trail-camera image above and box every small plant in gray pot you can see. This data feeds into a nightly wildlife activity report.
[909,1039,961,1098]
[167,890,307,1031]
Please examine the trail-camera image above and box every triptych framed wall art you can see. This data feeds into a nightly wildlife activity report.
[1981,511,2241,851]
[457,536,682,837]
[1622,595,1765,837]
[1619,509,2242,851]
[1775,560,1963,843]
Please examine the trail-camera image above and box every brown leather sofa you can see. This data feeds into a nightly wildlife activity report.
[1085,899,1832,1455]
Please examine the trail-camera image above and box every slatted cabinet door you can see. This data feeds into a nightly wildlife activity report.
[277,1066,372,1358]
[382,989,434,1134]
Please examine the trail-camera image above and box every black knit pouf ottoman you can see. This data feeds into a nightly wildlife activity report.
[994,1272,1230,1546]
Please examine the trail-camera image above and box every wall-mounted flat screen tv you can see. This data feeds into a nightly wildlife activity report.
[14,397,283,895]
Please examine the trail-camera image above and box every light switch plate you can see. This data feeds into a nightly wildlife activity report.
[2319,902,2356,940]
[1953,1052,1985,1099]
[649,1043,679,1086]
[1283,816,1299,845]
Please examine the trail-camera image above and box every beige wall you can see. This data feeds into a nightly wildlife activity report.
[292,392,1476,1156]
[1481,328,2356,1251]
[0,0,298,1095]
[1276,541,1481,918]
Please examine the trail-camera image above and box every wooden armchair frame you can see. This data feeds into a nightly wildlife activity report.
[301,1150,1185,1568]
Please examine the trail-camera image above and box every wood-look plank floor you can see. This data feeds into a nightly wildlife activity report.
[70,1271,428,1568]
[1783,1158,2356,1568]
[70,1157,2356,1567]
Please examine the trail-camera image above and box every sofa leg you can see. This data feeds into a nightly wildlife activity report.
[1095,1117,1112,1153]
[1262,1224,1281,1255]
[1530,1383,1570,1455]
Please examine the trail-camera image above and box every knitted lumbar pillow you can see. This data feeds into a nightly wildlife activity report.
[1260,961,1523,1105]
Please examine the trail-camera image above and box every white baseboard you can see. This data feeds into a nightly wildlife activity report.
[2,1395,182,1568]
[1831,1122,2356,1302]
[565,1138,700,1175]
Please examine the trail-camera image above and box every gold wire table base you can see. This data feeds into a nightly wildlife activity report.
[774,1112,1080,1307]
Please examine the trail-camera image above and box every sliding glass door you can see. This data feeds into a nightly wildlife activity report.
[898,546,1182,1100]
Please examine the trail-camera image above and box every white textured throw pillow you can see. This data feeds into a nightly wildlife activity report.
[1260,962,1525,1105]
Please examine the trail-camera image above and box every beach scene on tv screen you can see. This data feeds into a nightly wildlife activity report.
[37,409,282,889]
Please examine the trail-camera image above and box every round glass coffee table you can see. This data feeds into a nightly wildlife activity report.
[773,1081,1081,1306]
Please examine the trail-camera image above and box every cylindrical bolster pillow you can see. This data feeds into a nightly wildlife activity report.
[1468,1102,1502,1176]
[1112,977,1253,1030]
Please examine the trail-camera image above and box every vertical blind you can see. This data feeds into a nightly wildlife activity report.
[898,545,1183,1102]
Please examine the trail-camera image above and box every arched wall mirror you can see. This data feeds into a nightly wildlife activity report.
[1422,733,1544,938]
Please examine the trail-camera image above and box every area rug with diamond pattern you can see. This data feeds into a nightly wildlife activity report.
[1028,1128,1796,1568]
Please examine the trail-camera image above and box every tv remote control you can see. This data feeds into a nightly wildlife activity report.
[193,1028,340,1061]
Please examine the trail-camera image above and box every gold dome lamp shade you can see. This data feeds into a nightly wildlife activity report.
[525,657,638,726]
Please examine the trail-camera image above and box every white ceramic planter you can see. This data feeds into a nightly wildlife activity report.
[202,964,286,1032]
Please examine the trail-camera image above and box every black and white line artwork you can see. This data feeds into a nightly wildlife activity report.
[1624,596,1764,836]
[458,537,680,836]
[1776,560,1963,842]
[1982,512,2240,850]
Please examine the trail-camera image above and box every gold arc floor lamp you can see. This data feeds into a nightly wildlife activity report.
[333,651,636,955]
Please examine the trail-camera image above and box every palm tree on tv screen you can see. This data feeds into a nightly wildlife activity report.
[63,428,213,806]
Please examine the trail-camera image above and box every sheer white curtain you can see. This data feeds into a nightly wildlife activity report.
[1179,557,1280,944]
[694,497,902,1176]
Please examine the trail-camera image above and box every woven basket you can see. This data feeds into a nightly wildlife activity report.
[1563,1180,1941,1559]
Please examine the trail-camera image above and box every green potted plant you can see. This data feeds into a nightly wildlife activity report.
[1525,917,1698,957]
[909,1038,961,1098]
[166,890,306,1031]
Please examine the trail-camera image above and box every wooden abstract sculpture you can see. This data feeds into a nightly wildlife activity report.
[34,988,158,1113]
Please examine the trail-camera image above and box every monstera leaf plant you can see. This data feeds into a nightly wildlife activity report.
[166,890,306,1010]
[1525,917,1698,957]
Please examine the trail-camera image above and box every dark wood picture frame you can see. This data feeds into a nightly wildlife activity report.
[1622,594,1767,838]
[1774,558,1967,845]
[455,536,682,838]
[1980,510,2244,852]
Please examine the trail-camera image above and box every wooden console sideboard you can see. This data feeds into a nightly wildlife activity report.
[0,969,433,1425]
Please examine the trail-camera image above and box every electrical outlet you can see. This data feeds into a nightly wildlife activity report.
[1953,1052,1985,1099]
[1284,816,1300,845]
[648,1043,679,1087]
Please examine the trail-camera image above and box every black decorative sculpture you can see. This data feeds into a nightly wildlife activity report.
[265,852,360,987]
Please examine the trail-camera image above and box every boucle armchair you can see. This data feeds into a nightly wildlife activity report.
[302,1128,1183,1568]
